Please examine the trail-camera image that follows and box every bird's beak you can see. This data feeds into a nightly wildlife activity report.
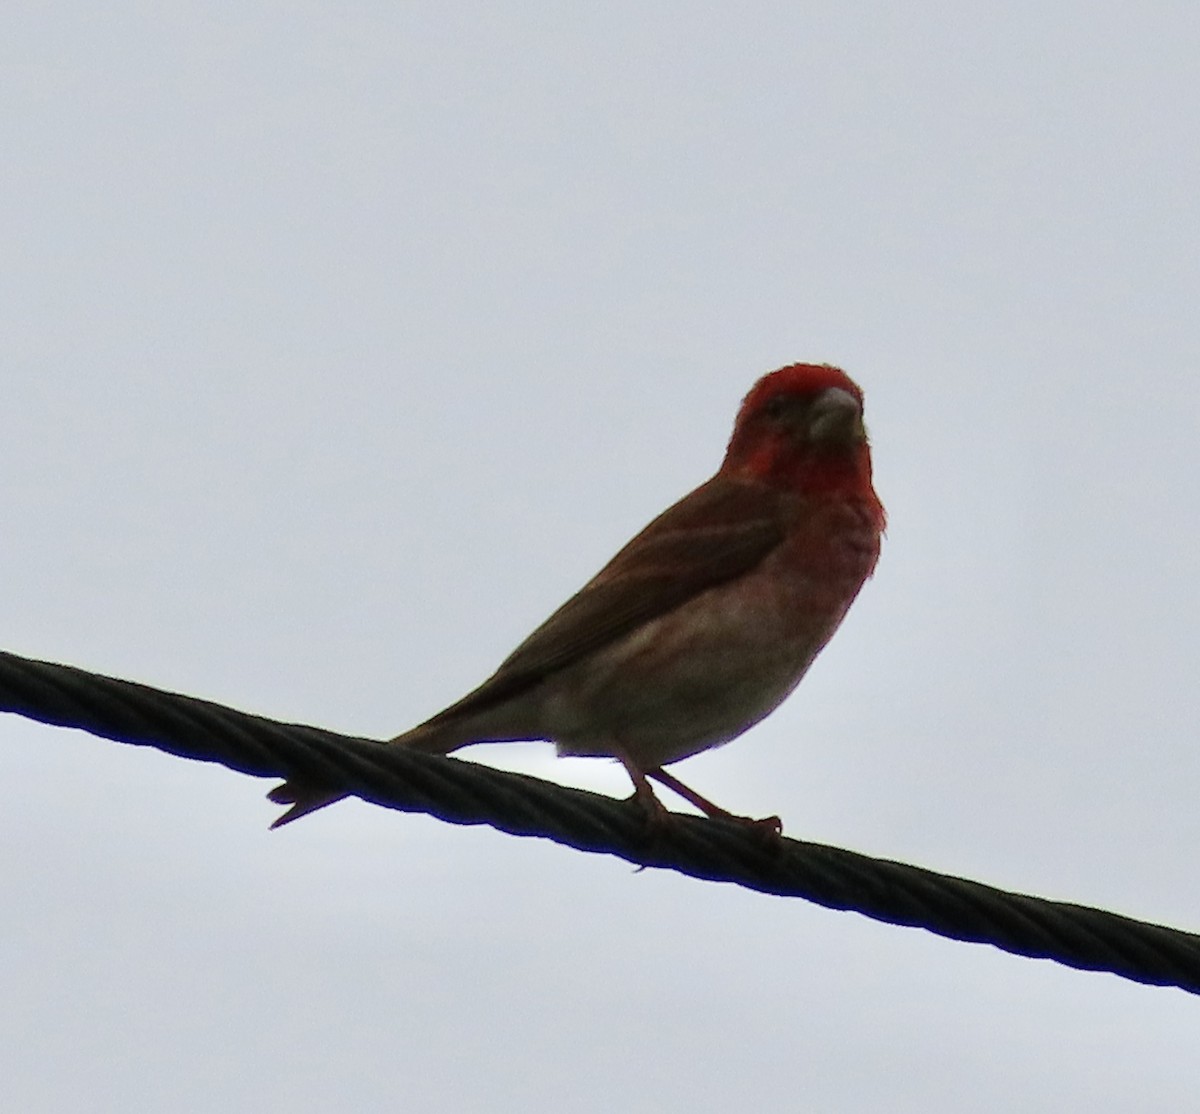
[808,386,865,446]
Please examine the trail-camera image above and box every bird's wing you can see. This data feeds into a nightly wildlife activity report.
[425,475,789,724]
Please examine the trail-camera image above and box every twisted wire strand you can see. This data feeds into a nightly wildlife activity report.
[2,648,1197,994]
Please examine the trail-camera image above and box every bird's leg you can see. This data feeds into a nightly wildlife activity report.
[614,748,671,831]
[647,767,783,837]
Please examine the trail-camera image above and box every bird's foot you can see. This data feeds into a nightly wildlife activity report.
[645,766,784,845]
[625,782,674,839]
[728,811,785,850]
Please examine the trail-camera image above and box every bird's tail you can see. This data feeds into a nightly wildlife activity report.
[267,720,471,829]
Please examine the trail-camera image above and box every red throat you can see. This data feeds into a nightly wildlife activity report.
[729,435,881,509]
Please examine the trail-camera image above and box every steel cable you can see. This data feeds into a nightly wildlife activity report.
[2,648,1197,994]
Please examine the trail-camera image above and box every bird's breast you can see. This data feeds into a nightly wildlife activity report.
[540,495,882,767]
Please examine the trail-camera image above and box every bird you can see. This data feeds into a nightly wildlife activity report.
[269,363,884,832]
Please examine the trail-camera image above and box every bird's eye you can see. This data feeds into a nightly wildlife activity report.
[763,395,792,420]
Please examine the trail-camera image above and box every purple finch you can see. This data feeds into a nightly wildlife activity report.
[271,363,884,831]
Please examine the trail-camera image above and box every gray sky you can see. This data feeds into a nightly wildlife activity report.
[3,4,1199,1111]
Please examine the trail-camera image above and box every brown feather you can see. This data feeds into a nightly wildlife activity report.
[418,476,788,727]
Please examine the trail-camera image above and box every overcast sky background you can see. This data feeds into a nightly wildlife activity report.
[3,4,1199,1111]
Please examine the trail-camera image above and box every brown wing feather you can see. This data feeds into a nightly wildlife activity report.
[423,476,788,725]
